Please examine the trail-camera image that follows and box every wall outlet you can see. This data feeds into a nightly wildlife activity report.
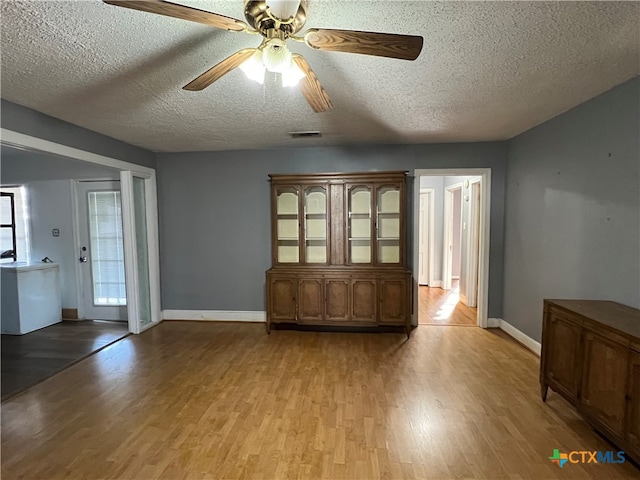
[52,228,60,237]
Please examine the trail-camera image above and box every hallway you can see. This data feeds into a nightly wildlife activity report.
[419,280,477,325]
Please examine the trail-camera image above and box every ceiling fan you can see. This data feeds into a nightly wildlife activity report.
[103,0,424,112]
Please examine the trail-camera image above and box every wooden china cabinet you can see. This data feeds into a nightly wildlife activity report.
[265,171,412,336]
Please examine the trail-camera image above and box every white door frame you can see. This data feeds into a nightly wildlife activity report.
[465,177,482,308]
[1,128,162,334]
[413,169,491,328]
[418,188,435,286]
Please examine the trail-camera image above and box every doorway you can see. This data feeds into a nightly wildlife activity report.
[1,128,162,334]
[76,180,127,322]
[412,170,490,328]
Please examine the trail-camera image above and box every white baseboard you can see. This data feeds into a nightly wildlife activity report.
[428,280,442,288]
[492,318,541,356]
[162,310,266,322]
[487,317,500,328]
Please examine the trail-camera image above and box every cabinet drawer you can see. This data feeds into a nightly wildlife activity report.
[547,305,583,327]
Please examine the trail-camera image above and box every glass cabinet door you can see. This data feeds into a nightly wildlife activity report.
[376,185,401,264]
[304,186,327,263]
[276,187,299,263]
[348,185,372,264]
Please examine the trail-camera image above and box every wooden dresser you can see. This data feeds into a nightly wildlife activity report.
[265,171,412,336]
[540,299,640,463]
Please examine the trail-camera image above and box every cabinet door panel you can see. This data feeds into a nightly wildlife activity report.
[351,280,376,322]
[304,186,328,264]
[546,316,582,398]
[375,184,402,265]
[274,187,301,264]
[581,332,628,435]
[379,279,405,324]
[270,277,296,320]
[298,279,323,322]
[347,185,373,264]
[627,352,640,453]
[326,279,349,321]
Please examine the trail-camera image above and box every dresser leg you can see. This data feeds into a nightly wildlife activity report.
[541,383,548,402]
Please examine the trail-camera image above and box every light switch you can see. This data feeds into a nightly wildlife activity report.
[52,228,60,237]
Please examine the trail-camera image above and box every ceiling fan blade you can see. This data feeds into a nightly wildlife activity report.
[304,28,423,61]
[292,54,332,113]
[103,0,250,32]
[183,49,257,91]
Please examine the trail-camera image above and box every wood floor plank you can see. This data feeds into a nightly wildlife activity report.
[1,322,638,479]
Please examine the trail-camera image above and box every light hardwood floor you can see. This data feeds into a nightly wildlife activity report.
[1,322,637,479]
[419,280,477,325]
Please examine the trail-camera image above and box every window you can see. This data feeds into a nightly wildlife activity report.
[0,186,30,263]
[88,191,126,305]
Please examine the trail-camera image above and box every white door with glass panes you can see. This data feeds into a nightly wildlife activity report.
[120,171,161,334]
[77,181,127,321]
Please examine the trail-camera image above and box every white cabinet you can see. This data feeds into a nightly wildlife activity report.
[1,262,61,334]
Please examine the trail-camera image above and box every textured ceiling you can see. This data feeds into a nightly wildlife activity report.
[1,1,639,153]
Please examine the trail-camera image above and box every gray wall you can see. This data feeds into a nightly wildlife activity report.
[1,99,155,169]
[1,148,121,182]
[156,143,507,317]
[27,180,77,308]
[503,76,640,342]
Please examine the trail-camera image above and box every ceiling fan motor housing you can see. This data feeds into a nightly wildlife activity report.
[244,0,308,36]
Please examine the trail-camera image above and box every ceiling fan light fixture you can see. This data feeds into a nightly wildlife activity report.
[266,0,301,20]
[281,61,306,87]
[239,49,266,84]
[262,39,292,73]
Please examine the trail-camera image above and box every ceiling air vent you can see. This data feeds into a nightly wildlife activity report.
[289,131,322,139]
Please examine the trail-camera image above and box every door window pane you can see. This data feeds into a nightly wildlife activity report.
[88,191,126,305]
[133,177,151,326]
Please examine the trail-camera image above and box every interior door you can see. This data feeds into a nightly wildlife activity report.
[418,191,430,285]
[120,171,161,333]
[77,180,127,321]
[442,188,453,291]
[466,181,481,307]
